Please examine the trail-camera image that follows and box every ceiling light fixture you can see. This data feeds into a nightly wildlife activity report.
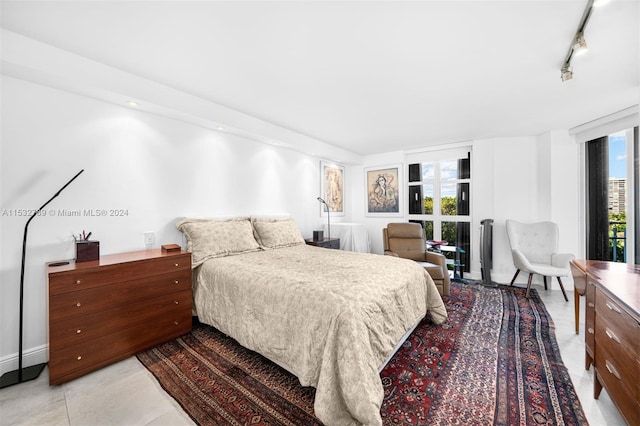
[573,32,588,56]
[560,0,599,82]
[127,101,139,107]
[593,0,610,7]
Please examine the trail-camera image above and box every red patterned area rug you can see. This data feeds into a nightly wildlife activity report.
[137,281,588,425]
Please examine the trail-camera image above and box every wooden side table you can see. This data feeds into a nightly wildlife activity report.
[305,238,340,250]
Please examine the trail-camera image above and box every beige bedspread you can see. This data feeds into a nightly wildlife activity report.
[193,244,447,426]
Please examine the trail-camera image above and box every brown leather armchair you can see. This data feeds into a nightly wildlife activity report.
[383,222,450,296]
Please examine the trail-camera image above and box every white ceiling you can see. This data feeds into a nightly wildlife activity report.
[1,1,638,156]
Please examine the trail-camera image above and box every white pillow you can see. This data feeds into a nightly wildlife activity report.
[251,217,305,249]
[176,217,261,266]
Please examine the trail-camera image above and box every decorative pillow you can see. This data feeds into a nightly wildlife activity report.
[251,217,305,249]
[176,217,261,266]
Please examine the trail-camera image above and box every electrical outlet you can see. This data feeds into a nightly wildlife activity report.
[144,232,155,247]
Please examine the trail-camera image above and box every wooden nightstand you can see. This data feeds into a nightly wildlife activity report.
[306,238,340,249]
[46,249,192,385]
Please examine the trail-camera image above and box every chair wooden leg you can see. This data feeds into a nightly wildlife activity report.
[525,273,534,298]
[510,270,520,286]
[557,277,569,302]
[543,276,548,290]
[574,290,580,334]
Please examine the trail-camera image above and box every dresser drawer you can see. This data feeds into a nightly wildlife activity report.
[49,253,191,295]
[49,309,192,385]
[596,290,639,353]
[595,318,638,397]
[49,269,191,322]
[49,290,191,353]
[595,344,640,426]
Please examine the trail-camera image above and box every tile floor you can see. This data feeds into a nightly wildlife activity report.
[0,286,627,426]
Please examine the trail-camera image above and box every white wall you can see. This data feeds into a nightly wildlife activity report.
[474,137,541,283]
[350,134,580,291]
[470,134,580,286]
[0,76,340,373]
[0,77,585,374]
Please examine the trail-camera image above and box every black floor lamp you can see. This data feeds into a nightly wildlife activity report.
[0,169,84,389]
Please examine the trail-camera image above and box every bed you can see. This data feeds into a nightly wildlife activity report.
[178,217,447,426]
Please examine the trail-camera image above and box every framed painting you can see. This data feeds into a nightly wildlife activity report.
[365,164,402,216]
[320,161,345,216]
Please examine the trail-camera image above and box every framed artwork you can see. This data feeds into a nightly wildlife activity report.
[320,161,345,216]
[365,164,402,216]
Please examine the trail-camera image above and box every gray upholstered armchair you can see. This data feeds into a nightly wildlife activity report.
[383,222,450,296]
[505,220,574,301]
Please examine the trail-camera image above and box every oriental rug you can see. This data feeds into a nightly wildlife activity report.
[137,282,588,425]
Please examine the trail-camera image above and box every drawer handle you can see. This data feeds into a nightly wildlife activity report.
[174,301,179,305]
[174,321,179,325]
[587,327,594,334]
[604,328,620,344]
[174,280,179,284]
[605,360,621,380]
[587,302,595,308]
[76,280,82,285]
[76,302,81,307]
[76,329,82,334]
[605,301,622,314]
[77,356,82,361]
[175,263,179,267]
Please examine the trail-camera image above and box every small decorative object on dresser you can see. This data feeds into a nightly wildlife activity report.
[75,240,100,262]
[46,249,192,385]
[161,243,181,253]
[305,237,340,250]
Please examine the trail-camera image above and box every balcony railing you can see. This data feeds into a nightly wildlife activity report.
[609,221,627,262]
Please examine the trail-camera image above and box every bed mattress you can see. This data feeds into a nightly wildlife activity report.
[193,244,447,425]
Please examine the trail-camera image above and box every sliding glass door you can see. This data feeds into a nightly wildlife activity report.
[585,127,637,263]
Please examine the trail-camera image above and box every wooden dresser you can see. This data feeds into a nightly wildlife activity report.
[47,249,192,385]
[571,260,640,426]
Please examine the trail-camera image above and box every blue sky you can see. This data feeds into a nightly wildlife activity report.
[420,160,459,197]
[609,134,627,178]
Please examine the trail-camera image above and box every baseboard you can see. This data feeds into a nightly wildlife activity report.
[0,344,48,376]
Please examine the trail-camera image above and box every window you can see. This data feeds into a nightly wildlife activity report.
[586,127,637,263]
[407,149,471,273]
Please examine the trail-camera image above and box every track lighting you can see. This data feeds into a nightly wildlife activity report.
[560,0,604,82]
[593,0,610,7]
[573,33,588,56]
